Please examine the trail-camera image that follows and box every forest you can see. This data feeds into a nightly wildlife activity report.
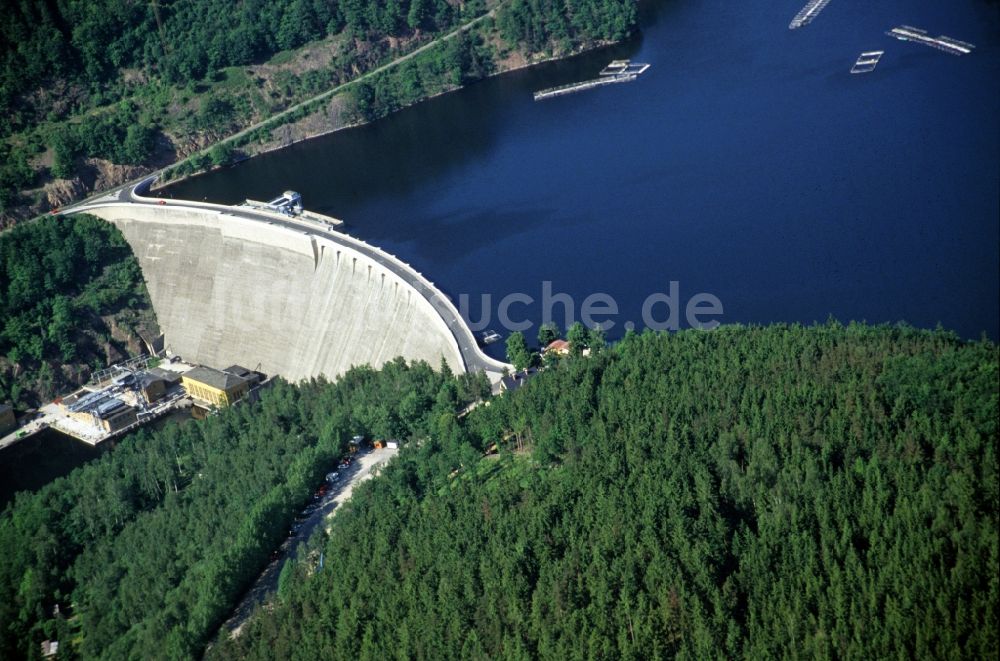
[0,360,490,659]
[0,214,154,407]
[219,324,997,659]
[498,0,636,52]
[0,0,457,138]
[1,322,995,659]
[347,31,495,124]
[0,0,465,212]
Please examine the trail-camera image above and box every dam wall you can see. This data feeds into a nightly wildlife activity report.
[84,204,466,382]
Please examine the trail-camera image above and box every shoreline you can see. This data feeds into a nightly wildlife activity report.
[1,7,632,226]
[152,39,623,194]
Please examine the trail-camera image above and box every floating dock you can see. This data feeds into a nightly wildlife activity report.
[534,75,636,101]
[789,0,833,29]
[600,60,650,76]
[887,26,975,55]
[850,50,884,74]
[534,60,649,101]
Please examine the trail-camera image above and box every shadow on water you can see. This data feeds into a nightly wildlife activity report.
[0,428,107,509]
[163,36,642,216]
[0,408,194,510]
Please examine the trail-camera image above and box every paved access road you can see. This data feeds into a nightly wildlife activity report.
[220,447,398,638]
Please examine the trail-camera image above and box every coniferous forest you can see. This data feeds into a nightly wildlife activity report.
[1,324,995,659]
[0,360,490,659]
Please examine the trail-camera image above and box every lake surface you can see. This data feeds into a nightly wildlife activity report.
[165,0,999,346]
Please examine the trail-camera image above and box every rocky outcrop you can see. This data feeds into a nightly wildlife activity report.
[85,159,151,193]
[44,178,88,209]
[250,97,349,156]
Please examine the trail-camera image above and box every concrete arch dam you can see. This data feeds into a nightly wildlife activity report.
[71,183,508,383]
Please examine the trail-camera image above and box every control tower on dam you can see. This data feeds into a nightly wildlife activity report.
[70,182,509,384]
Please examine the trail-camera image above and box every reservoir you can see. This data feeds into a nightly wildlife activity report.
[165,0,999,345]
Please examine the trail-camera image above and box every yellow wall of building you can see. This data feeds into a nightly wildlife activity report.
[181,377,248,407]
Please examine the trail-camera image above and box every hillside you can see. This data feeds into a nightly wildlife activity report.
[0,360,490,659]
[0,215,157,409]
[217,325,998,659]
[0,0,637,225]
[2,324,993,659]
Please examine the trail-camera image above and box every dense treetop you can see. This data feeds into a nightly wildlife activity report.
[0,359,489,659]
[5,322,987,659]
[0,0,454,129]
[220,324,997,659]
[0,214,153,406]
[1,0,632,103]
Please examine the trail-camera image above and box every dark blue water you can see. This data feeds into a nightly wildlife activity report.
[166,0,1000,346]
